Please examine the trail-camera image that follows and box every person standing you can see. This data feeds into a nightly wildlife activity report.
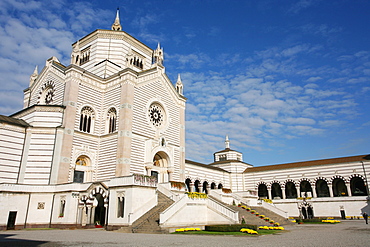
[363,212,368,224]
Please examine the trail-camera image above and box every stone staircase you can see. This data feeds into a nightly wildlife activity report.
[130,191,174,233]
[209,196,293,226]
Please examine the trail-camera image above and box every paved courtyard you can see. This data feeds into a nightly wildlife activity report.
[1,220,370,247]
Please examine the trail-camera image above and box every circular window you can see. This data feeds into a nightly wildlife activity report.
[44,88,54,104]
[148,103,165,128]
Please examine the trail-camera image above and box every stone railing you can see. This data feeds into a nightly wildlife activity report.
[107,174,157,188]
[258,199,288,218]
[128,194,158,225]
[207,197,239,223]
[160,194,188,224]
[157,183,181,201]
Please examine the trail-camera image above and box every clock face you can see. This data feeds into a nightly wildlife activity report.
[149,104,164,127]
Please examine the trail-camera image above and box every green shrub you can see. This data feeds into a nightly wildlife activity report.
[205,224,257,232]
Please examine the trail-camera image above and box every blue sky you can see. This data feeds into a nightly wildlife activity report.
[1,0,370,166]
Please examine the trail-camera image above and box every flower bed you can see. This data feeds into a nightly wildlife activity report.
[240,228,258,235]
[175,227,201,232]
[259,226,284,230]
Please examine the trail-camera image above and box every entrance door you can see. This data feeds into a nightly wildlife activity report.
[94,194,106,226]
[7,211,17,230]
[151,171,159,182]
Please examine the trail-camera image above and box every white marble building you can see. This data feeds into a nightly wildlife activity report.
[0,11,369,231]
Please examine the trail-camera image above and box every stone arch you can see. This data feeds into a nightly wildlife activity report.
[151,151,171,183]
[73,155,92,183]
[349,174,368,196]
[211,182,217,190]
[299,178,313,198]
[257,182,269,199]
[271,181,282,199]
[202,180,209,194]
[298,201,314,219]
[314,177,330,197]
[331,175,348,197]
[185,178,192,192]
[194,180,201,192]
[78,185,109,226]
[284,179,298,199]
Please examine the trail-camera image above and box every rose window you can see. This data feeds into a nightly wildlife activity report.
[149,104,164,127]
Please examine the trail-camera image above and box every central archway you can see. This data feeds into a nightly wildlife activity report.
[152,151,171,183]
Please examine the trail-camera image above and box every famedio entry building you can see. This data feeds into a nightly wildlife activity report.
[1,11,369,231]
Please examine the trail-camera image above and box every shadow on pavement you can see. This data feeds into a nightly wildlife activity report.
[0,233,49,247]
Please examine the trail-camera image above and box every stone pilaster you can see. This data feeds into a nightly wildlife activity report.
[115,73,136,177]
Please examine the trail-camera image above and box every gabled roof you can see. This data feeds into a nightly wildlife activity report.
[185,159,230,173]
[244,154,370,173]
[0,115,30,127]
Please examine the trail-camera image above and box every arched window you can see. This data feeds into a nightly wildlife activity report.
[218,183,223,189]
[271,183,282,199]
[285,182,297,199]
[350,176,368,196]
[79,106,94,133]
[107,107,117,133]
[74,155,91,183]
[332,178,348,197]
[316,179,330,197]
[258,184,268,199]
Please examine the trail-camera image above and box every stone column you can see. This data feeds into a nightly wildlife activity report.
[77,207,83,225]
[86,205,92,224]
[188,182,193,192]
[296,186,301,198]
[268,188,272,200]
[312,186,317,198]
[281,187,286,199]
[346,183,352,196]
[328,184,334,197]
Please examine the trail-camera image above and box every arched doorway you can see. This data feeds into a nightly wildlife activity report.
[258,183,268,199]
[94,194,106,226]
[152,152,170,183]
[316,179,330,197]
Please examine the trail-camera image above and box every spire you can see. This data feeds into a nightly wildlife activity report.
[225,135,230,149]
[153,42,164,65]
[29,66,38,86]
[111,8,122,31]
[176,74,183,95]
